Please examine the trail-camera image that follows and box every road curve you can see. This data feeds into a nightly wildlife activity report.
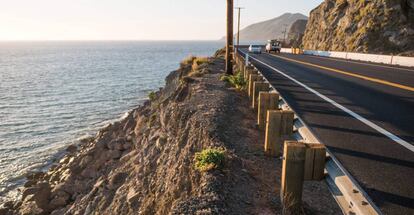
[239,49,414,215]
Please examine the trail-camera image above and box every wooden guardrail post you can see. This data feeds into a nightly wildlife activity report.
[304,143,326,181]
[236,55,243,71]
[244,66,249,80]
[244,65,250,79]
[281,141,306,214]
[265,110,282,156]
[248,74,261,97]
[264,110,294,157]
[258,92,279,130]
[252,82,270,110]
[245,67,258,83]
[280,110,294,137]
[238,57,244,73]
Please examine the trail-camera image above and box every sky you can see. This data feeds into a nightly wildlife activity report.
[0,0,322,41]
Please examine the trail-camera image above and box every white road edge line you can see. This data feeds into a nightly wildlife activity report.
[242,51,414,153]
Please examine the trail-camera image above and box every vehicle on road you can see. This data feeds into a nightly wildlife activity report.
[265,40,281,53]
[248,45,262,54]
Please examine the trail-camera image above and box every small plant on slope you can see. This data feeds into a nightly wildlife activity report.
[194,148,226,172]
[220,70,246,90]
[148,91,157,101]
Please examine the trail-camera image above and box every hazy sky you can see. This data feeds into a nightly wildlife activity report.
[0,0,322,40]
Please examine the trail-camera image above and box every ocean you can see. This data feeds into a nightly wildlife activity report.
[0,41,223,202]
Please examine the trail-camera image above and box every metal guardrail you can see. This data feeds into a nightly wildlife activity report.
[235,51,382,215]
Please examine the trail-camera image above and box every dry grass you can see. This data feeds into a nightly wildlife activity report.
[180,55,196,67]
[191,57,209,71]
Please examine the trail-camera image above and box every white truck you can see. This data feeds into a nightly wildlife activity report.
[265,40,281,53]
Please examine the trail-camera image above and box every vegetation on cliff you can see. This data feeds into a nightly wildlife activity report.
[302,0,414,56]
[194,148,226,172]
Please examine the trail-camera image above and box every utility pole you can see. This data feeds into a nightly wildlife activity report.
[225,0,234,75]
[282,24,288,46]
[235,7,244,49]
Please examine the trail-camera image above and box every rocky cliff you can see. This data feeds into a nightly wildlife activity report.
[302,0,414,56]
[287,19,308,47]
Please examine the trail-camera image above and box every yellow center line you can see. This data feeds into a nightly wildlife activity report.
[270,54,414,92]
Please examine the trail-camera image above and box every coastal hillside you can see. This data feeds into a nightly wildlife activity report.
[2,50,340,215]
[302,0,414,56]
[230,13,308,42]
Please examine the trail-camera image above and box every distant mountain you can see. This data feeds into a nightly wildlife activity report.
[223,13,308,42]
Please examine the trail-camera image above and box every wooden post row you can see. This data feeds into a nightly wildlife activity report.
[252,82,270,110]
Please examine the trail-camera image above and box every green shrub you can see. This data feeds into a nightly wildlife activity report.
[220,71,246,90]
[194,148,225,172]
[148,91,157,101]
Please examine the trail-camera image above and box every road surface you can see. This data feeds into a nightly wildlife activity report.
[239,49,414,215]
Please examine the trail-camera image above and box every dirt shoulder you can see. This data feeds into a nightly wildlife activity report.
[1,50,341,215]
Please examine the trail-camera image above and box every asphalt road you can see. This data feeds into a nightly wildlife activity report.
[239,49,414,215]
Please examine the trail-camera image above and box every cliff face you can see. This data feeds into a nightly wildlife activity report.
[287,19,308,47]
[302,0,414,56]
